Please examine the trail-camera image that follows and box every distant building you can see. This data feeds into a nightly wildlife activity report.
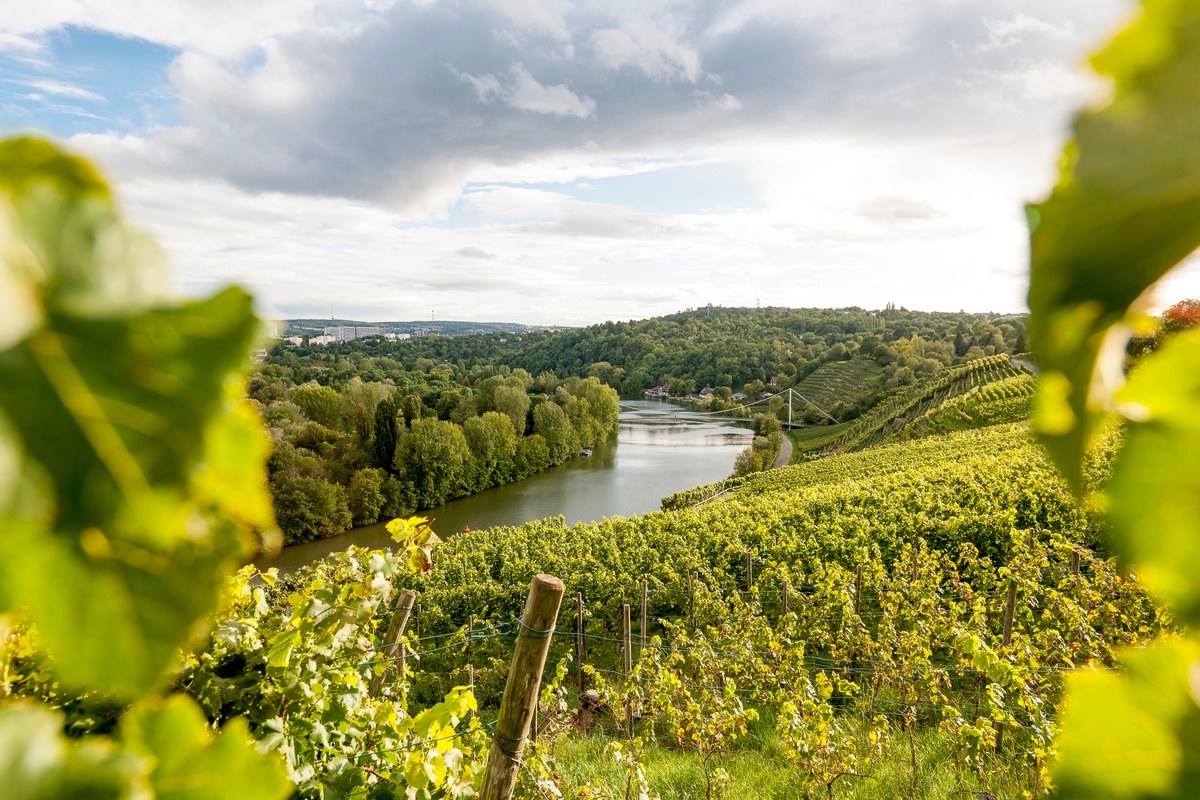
[644,384,671,399]
[284,336,304,346]
[310,334,337,346]
[323,325,383,342]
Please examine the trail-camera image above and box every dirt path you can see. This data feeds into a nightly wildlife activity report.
[772,434,793,469]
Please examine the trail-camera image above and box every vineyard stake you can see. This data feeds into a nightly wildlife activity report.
[640,578,648,652]
[1070,549,1081,579]
[688,571,696,631]
[781,579,789,619]
[414,602,422,639]
[855,564,863,617]
[1002,584,1016,647]
[622,602,633,740]
[997,581,1016,757]
[576,592,585,693]
[467,614,474,677]
[746,551,754,592]
[369,589,417,697]
[910,543,918,583]
[480,574,565,800]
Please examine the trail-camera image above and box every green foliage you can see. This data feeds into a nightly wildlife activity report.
[1027,0,1200,490]
[347,466,386,526]
[1025,2,1200,796]
[0,137,287,798]
[291,383,345,430]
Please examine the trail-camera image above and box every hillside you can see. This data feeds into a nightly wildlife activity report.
[165,420,1152,800]
[789,355,884,419]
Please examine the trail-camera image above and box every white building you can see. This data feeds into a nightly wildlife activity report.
[323,325,383,342]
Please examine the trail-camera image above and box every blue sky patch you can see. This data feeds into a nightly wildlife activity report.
[0,25,178,138]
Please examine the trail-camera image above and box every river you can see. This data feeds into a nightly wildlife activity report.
[255,400,754,572]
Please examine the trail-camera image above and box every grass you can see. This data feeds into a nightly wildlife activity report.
[546,711,1043,800]
[785,423,852,461]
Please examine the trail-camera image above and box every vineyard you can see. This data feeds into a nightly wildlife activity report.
[4,421,1155,799]
[790,356,885,416]
[810,355,1032,454]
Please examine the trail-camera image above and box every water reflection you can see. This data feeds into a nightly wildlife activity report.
[256,400,752,571]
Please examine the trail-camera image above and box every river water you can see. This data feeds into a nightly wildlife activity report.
[255,400,753,572]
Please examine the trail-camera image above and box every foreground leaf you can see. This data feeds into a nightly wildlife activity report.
[0,703,145,800]
[1027,0,1200,490]
[122,695,291,800]
[0,138,275,697]
[1106,329,1200,621]
[1054,638,1200,799]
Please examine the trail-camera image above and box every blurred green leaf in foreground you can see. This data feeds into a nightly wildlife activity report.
[1027,1,1200,797]
[0,137,288,799]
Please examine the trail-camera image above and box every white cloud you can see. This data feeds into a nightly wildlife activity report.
[0,31,44,54]
[507,64,596,118]
[591,22,702,83]
[12,0,1173,325]
[982,12,1076,51]
[18,78,104,101]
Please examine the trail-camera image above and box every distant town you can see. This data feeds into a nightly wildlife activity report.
[276,318,570,346]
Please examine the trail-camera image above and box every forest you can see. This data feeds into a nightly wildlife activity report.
[251,361,619,545]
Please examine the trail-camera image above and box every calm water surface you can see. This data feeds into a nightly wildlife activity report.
[256,400,752,571]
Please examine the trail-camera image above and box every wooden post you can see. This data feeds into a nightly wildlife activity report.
[400,642,407,681]
[622,602,633,740]
[369,589,417,697]
[688,571,696,631]
[855,565,863,617]
[467,614,474,688]
[414,602,422,639]
[576,592,585,693]
[781,579,789,618]
[997,583,1018,754]
[910,543,918,583]
[746,552,754,592]
[1002,584,1016,647]
[480,574,565,800]
[1070,550,1081,579]
[640,578,648,652]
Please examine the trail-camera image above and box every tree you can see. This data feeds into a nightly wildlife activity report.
[293,383,344,429]
[346,467,386,526]
[372,395,400,472]
[534,401,578,465]
[1162,298,1200,335]
[271,473,352,544]
[493,384,531,436]
[394,418,470,507]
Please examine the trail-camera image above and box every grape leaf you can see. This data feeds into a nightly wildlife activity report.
[1027,0,1200,490]
[0,703,145,800]
[122,695,290,800]
[1104,329,1200,622]
[1054,638,1200,799]
[0,138,277,697]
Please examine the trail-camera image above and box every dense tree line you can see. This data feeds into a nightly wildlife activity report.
[256,306,1030,544]
[278,306,1028,403]
[252,361,619,545]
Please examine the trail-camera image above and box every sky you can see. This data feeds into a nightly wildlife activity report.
[2,0,1197,326]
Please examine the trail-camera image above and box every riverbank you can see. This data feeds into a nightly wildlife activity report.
[255,400,754,572]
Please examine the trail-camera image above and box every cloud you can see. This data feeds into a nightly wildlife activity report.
[859,196,945,224]
[591,21,702,82]
[506,64,596,117]
[982,13,1075,51]
[18,78,104,102]
[48,0,1126,212]
[457,245,496,259]
[0,32,44,55]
